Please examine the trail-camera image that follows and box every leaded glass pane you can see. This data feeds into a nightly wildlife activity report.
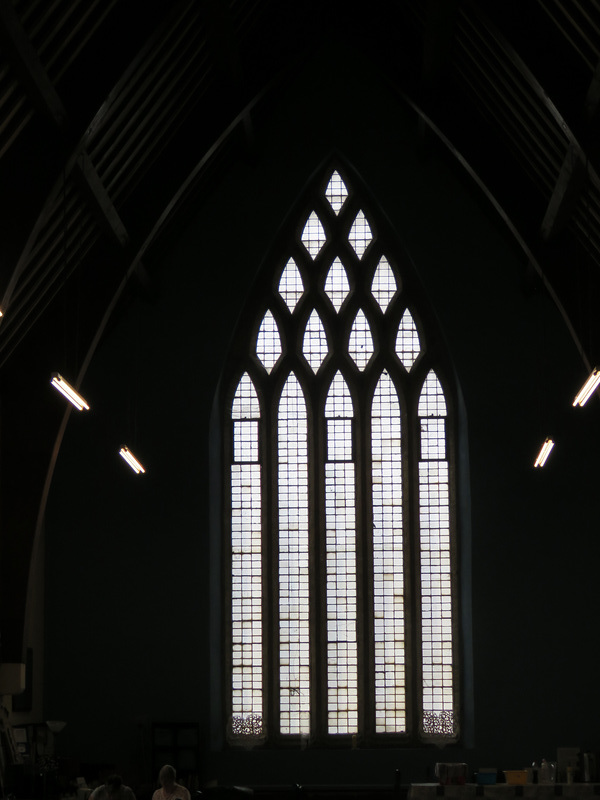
[324,257,350,312]
[325,372,357,734]
[256,310,282,373]
[301,211,326,258]
[279,258,304,312]
[325,171,348,214]
[231,401,262,737]
[419,461,453,737]
[418,370,453,737]
[234,420,258,462]
[325,371,353,418]
[348,309,374,371]
[348,210,372,258]
[232,372,260,419]
[418,371,447,417]
[278,373,310,735]
[372,371,406,733]
[396,310,421,371]
[303,310,328,373]
[372,256,398,312]
[421,419,446,460]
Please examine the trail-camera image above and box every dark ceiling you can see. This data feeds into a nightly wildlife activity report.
[1,0,600,659]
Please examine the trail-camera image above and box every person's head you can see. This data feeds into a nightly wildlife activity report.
[106,776,123,796]
[159,765,176,790]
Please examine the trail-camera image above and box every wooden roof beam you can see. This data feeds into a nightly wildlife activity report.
[585,57,600,120]
[541,144,587,241]
[202,0,254,151]
[74,152,129,248]
[0,0,66,129]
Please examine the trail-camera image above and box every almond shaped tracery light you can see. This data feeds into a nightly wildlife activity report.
[256,310,282,373]
[348,309,374,371]
[324,257,350,312]
[279,258,304,312]
[371,256,398,312]
[396,309,421,371]
[301,211,326,258]
[348,210,372,259]
[325,171,348,214]
[303,310,328,373]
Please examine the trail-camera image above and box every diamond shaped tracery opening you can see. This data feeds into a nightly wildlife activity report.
[301,211,326,258]
[348,211,372,259]
[303,310,328,373]
[371,256,398,312]
[324,258,350,312]
[348,309,374,371]
[279,258,304,312]
[396,309,421,372]
[325,171,348,215]
[256,310,282,373]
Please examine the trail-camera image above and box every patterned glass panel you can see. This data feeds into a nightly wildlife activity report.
[256,310,282,373]
[396,309,421,372]
[418,371,453,737]
[303,310,328,373]
[231,374,263,736]
[279,258,304,312]
[372,371,406,733]
[278,373,310,735]
[348,309,374,371]
[348,210,372,258]
[325,171,348,214]
[301,211,326,258]
[325,373,357,734]
[371,256,398,313]
[324,257,350,312]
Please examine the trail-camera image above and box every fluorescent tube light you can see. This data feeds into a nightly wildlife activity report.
[534,438,554,468]
[119,446,146,474]
[573,367,600,407]
[50,373,90,411]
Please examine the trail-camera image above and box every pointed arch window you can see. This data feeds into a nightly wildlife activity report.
[224,167,459,747]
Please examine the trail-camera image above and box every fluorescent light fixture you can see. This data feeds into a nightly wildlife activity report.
[119,446,146,474]
[50,372,90,411]
[573,367,600,407]
[534,437,554,468]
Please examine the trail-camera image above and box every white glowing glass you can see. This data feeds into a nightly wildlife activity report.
[348,309,374,371]
[301,211,326,258]
[325,372,357,734]
[348,210,372,258]
[303,310,328,373]
[325,171,348,214]
[231,373,263,737]
[371,256,398,312]
[324,257,350,312]
[396,309,421,371]
[279,258,304,312]
[372,371,406,733]
[418,370,453,737]
[256,310,282,373]
[278,373,310,735]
